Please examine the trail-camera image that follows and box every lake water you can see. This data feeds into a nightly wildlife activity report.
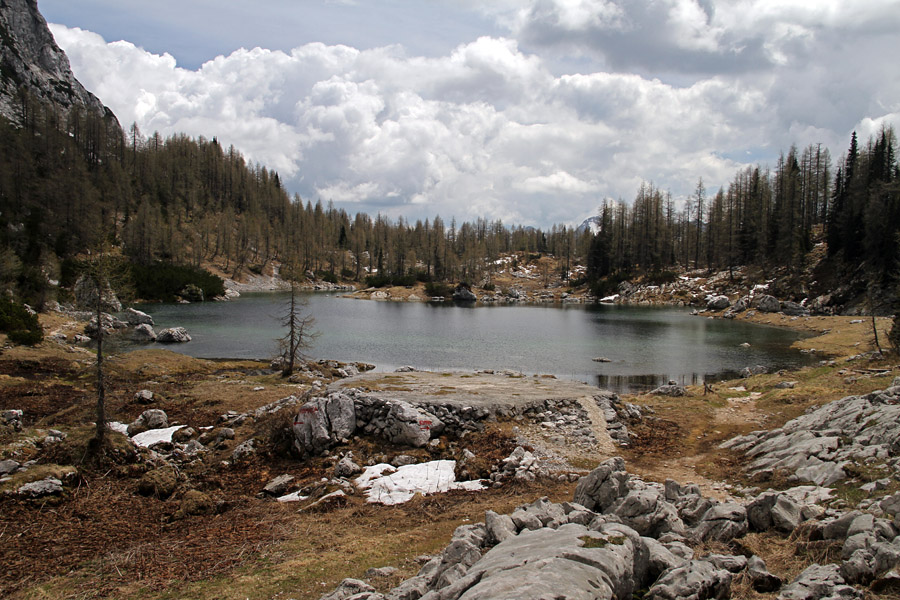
[134,293,813,393]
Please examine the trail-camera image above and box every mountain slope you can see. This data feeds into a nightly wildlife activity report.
[0,0,110,123]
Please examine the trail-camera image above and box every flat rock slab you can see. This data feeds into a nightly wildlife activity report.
[329,371,603,410]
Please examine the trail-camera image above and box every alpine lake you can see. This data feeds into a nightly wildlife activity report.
[117,292,819,394]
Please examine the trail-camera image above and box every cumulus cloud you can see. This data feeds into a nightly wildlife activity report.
[49,1,899,227]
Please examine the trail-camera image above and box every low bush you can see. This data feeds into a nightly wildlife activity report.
[0,297,43,345]
[424,281,453,298]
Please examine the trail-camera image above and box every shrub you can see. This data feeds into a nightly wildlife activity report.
[316,270,338,284]
[0,297,43,345]
[483,282,496,292]
[424,281,453,298]
[340,268,356,280]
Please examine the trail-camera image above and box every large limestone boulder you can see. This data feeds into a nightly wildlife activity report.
[756,295,781,313]
[156,327,191,343]
[707,296,730,311]
[293,393,357,455]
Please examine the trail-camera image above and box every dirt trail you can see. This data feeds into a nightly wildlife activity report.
[577,395,617,457]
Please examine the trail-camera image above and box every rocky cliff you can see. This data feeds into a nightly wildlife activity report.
[0,0,111,122]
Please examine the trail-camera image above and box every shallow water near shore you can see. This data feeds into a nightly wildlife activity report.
[130,292,815,393]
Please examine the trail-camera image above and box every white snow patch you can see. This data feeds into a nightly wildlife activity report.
[600,294,619,303]
[276,491,310,503]
[108,421,129,435]
[355,460,486,505]
[131,425,184,447]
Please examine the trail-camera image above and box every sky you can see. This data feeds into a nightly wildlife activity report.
[40,0,900,228]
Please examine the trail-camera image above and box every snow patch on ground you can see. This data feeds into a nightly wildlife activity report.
[276,491,310,503]
[131,425,185,447]
[355,460,486,505]
[107,422,129,435]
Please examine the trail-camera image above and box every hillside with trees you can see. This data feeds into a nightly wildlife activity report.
[1,92,898,317]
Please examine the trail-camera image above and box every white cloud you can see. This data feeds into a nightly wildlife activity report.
[48,1,900,227]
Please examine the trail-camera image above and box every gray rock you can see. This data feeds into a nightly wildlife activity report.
[777,563,861,599]
[693,503,747,543]
[484,510,517,544]
[232,439,256,460]
[367,566,398,578]
[643,537,688,580]
[320,578,378,600]
[127,409,168,435]
[573,456,628,512]
[452,286,477,302]
[740,365,769,378]
[134,389,154,404]
[775,381,798,389]
[335,456,362,478]
[0,459,20,475]
[748,555,782,592]
[131,323,157,342]
[646,559,733,600]
[18,477,63,497]
[387,576,430,600]
[707,296,731,310]
[124,307,154,326]
[452,524,638,600]
[156,327,192,343]
[781,301,809,316]
[650,384,687,397]
[757,295,781,313]
[263,474,295,496]
[610,488,685,538]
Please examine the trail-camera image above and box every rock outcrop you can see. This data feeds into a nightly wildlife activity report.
[319,456,899,600]
[721,385,900,486]
[0,0,112,123]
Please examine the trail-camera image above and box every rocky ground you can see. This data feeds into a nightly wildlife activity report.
[1,302,899,599]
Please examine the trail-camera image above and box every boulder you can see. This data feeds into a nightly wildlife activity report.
[646,559,733,600]
[777,563,862,599]
[573,457,628,512]
[757,295,781,313]
[127,409,168,435]
[131,323,157,342]
[747,555,782,593]
[133,389,154,404]
[452,285,477,302]
[0,459,20,475]
[124,307,154,326]
[18,477,64,497]
[263,474,295,496]
[707,296,731,310]
[156,327,191,343]
[293,393,357,455]
[232,439,256,460]
[693,503,747,543]
[335,455,362,478]
[650,384,686,397]
[781,301,809,316]
[320,578,379,600]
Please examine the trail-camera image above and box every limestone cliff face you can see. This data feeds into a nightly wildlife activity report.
[0,0,111,123]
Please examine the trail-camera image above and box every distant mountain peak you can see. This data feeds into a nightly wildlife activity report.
[0,0,111,123]
[576,215,602,235]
